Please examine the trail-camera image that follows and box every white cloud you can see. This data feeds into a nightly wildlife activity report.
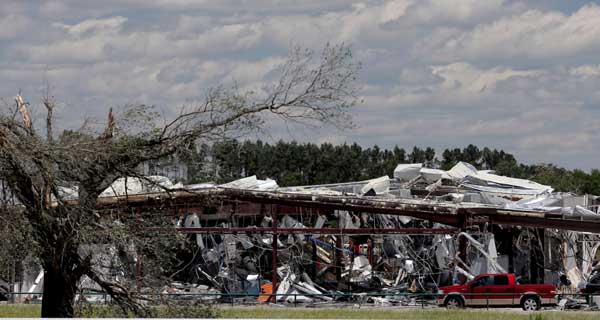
[431,62,543,93]
[516,132,595,152]
[420,4,600,64]
[2,0,600,169]
[0,14,32,40]
[405,0,507,24]
[54,16,128,37]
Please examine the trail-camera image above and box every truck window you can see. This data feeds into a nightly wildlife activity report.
[493,275,509,285]
[473,276,493,286]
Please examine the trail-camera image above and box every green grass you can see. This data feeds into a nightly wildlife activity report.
[1,304,600,319]
[219,307,600,319]
[0,304,40,318]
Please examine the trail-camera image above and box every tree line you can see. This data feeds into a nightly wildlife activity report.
[176,140,600,195]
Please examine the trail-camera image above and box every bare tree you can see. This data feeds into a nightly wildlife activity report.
[0,43,359,317]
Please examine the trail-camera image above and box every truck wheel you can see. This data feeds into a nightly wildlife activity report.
[444,296,463,309]
[521,296,541,311]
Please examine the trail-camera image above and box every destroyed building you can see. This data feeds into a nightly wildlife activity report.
[3,161,600,307]
[160,162,599,305]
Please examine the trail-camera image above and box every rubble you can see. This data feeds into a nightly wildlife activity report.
[163,162,599,307]
[6,162,600,309]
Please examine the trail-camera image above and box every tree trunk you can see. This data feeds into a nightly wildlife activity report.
[41,267,78,318]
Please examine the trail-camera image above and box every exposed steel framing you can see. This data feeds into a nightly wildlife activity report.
[80,187,600,233]
[175,227,458,235]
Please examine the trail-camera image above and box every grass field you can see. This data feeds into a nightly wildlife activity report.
[2,304,600,319]
[0,304,40,318]
[217,307,600,320]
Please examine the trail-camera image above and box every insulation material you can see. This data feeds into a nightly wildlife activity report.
[460,172,553,195]
[185,183,216,190]
[314,215,327,229]
[487,235,501,274]
[393,163,422,181]
[360,176,390,195]
[446,162,478,180]
[348,256,372,283]
[220,176,259,189]
[582,241,600,277]
[219,176,279,190]
[100,176,182,197]
[281,215,306,242]
[420,168,450,183]
[236,234,254,250]
[222,235,238,264]
[458,232,506,274]
[183,213,204,249]
[275,277,293,302]
[337,211,359,229]
[256,178,279,190]
[57,186,79,201]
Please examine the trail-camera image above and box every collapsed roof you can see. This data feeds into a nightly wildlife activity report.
[394,161,554,196]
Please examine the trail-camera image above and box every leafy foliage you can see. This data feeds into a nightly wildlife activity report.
[187,140,600,195]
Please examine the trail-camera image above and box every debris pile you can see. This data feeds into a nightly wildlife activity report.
[160,162,600,307]
[5,162,600,308]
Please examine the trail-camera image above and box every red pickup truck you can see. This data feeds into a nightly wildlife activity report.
[437,273,556,311]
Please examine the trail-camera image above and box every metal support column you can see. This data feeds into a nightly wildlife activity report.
[368,239,373,265]
[457,216,468,284]
[271,205,279,302]
[312,237,318,279]
[335,236,343,282]
[508,227,515,274]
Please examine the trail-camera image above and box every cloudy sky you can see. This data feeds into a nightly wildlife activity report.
[1,1,599,170]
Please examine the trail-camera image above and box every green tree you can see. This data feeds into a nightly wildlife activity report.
[462,144,481,167]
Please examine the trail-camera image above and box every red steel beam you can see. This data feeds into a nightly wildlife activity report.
[89,188,600,233]
[485,214,600,234]
[271,206,278,302]
[175,227,458,235]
